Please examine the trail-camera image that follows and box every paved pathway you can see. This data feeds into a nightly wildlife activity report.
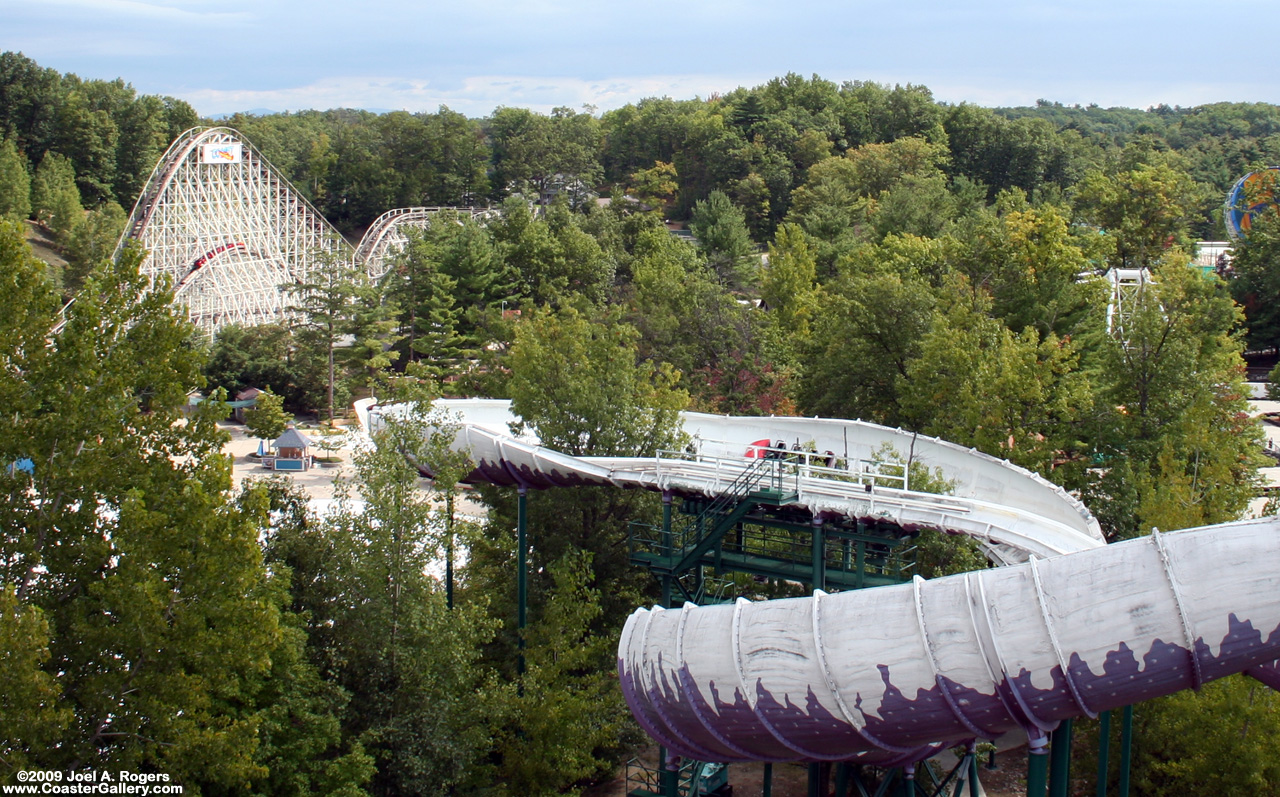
[220,420,353,499]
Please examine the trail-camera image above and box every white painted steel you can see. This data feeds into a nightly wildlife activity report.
[357,398,1103,561]
[619,518,1280,763]
[1103,266,1153,343]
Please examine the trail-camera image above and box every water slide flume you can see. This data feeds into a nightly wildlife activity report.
[360,397,1248,764]
[355,398,1104,562]
[619,518,1280,765]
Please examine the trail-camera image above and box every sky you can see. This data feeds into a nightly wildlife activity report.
[3,0,1276,119]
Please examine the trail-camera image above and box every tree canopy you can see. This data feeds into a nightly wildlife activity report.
[6,50,1280,795]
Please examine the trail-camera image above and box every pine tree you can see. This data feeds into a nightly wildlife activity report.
[0,137,31,221]
[286,246,361,424]
[30,151,81,244]
[385,227,466,379]
[690,190,756,289]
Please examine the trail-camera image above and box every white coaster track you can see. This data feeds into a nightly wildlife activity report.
[118,128,501,336]
[119,127,351,335]
[356,206,498,281]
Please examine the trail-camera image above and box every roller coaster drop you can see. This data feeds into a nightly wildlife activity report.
[119,127,489,335]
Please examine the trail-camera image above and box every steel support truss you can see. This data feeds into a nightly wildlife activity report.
[1103,267,1153,346]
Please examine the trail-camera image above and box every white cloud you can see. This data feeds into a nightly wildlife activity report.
[187,73,764,118]
[5,0,1277,116]
[34,0,249,22]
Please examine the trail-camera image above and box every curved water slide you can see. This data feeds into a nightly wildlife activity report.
[619,518,1280,765]
[356,398,1103,562]
[356,398,1280,764]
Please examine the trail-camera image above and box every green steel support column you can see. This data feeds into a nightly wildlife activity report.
[1049,719,1073,797]
[1118,706,1133,797]
[901,763,916,797]
[661,492,673,608]
[835,762,849,796]
[968,744,980,797]
[762,762,772,797]
[661,754,679,797]
[855,541,865,589]
[445,491,454,610]
[1026,739,1050,797]
[662,491,673,553]
[812,517,826,592]
[807,763,822,797]
[517,486,528,683]
[1096,710,1111,797]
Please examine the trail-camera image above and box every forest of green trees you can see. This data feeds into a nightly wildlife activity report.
[5,49,1280,795]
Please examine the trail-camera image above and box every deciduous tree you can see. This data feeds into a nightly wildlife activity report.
[0,223,355,791]
[244,388,291,441]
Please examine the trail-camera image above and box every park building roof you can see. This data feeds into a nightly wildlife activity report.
[273,427,314,450]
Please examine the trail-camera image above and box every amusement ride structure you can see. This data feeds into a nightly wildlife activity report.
[117,127,487,335]
[357,398,1280,796]
[119,127,1280,795]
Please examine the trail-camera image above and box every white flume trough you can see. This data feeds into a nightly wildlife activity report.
[356,398,1279,764]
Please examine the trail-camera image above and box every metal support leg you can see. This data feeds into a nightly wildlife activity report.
[808,762,822,797]
[445,491,454,610]
[763,762,773,797]
[968,743,980,797]
[1026,734,1050,797]
[1096,710,1111,797]
[661,492,673,608]
[662,753,680,797]
[517,486,527,684]
[835,762,850,797]
[1049,719,1073,797]
[1118,706,1133,797]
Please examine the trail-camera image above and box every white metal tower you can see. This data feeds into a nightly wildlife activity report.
[1103,266,1153,345]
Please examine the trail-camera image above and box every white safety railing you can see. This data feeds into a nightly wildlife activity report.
[658,437,909,491]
